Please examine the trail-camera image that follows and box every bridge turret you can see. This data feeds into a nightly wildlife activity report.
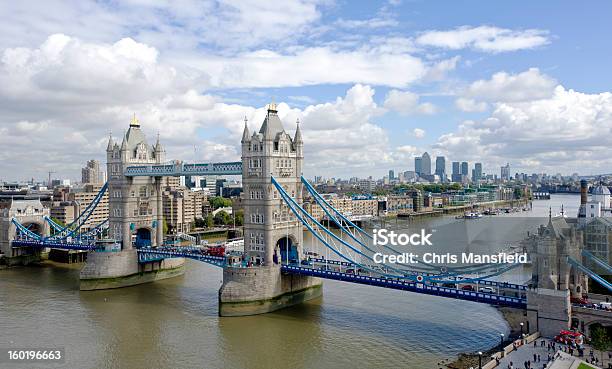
[241,116,250,144]
[106,133,114,152]
[294,119,303,177]
[153,133,165,164]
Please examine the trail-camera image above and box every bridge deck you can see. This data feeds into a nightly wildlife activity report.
[11,240,99,251]
[282,264,527,308]
[307,257,527,291]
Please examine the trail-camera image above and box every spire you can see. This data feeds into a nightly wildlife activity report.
[120,130,128,151]
[154,131,163,152]
[294,118,303,144]
[549,206,552,220]
[130,113,140,128]
[106,131,114,151]
[241,116,250,143]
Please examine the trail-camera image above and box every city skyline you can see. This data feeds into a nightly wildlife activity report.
[2,1,612,180]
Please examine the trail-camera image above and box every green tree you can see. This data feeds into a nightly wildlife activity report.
[206,214,214,228]
[194,217,207,228]
[234,209,244,226]
[209,196,232,210]
[514,188,525,199]
[590,325,611,364]
[50,217,66,228]
[214,210,231,225]
[162,219,169,235]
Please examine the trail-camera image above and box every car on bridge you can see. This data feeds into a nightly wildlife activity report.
[479,287,495,294]
[300,259,313,266]
[461,285,474,291]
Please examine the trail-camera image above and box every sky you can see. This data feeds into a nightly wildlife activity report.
[1,0,612,181]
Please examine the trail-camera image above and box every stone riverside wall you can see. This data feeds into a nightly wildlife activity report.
[526,288,571,338]
[79,249,185,290]
[219,265,322,316]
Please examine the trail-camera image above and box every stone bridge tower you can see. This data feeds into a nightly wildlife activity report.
[106,115,165,249]
[80,115,184,290]
[240,103,304,266]
[219,104,321,316]
[524,216,589,337]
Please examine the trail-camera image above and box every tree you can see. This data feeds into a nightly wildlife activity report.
[590,325,611,364]
[209,196,232,210]
[50,217,66,228]
[513,187,525,199]
[214,210,231,225]
[162,219,169,235]
[206,214,214,228]
[194,217,207,228]
[234,209,244,226]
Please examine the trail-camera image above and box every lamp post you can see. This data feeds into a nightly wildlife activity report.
[520,322,524,336]
[478,351,482,369]
[500,333,505,352]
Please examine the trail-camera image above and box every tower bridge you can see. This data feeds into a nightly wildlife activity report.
[3,104,611,336]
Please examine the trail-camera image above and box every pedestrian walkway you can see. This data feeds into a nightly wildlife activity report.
[497,338,555,369]
[496,337,611,369]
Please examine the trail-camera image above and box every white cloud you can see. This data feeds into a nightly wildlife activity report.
[383,90,437,115]
[423,56,460,81]
[436,86,612,174]
[455,97,488,112]
[335,17,398,29]
[0,33,429,179]
[465,68,557,102]
[0,0,324,52]
[188,47,427,88]
[416,26,549,53]
[413,128,426,138]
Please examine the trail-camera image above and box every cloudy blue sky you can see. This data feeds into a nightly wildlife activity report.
[1,0,611,181]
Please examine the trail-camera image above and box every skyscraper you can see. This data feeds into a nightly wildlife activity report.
[461,161,468,176]
[501,163,510,181]
[472,162,482,182]
[421,152,431,176]
[415,157,422,175]
[452,162,460,175]
[435,156,446,178]
[388,169,394,180]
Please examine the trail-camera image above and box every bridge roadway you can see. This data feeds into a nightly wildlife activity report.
[306,257,527,293]
[10,240,528,308]
[11,239,100,251]
[282,264,526,308]
[133,245,527,308]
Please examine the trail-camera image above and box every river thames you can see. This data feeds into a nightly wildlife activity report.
[0,194,579,369]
